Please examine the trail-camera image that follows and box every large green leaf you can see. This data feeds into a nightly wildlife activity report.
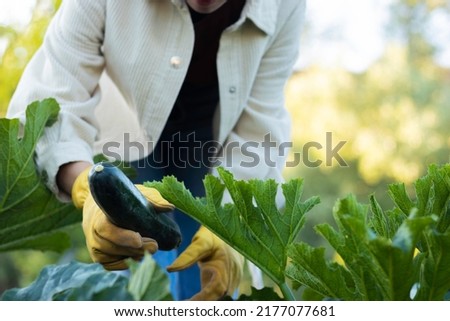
[414,230,450,300]
[388,183,415,216]
[415,164,450,220]
[368,211,435,300]
[0,261,133,301]
[0,99,80,252]
[287,197,430,301]
[318,195,392,300]
[286,164,450,301]
[286,242,355,300]
[147,167,320,296]
[0,255,172,301]
[369,194,406,239]
[127,253,172,301]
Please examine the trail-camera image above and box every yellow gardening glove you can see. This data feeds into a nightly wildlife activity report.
[72,166,174,270]
[167,226,244,300]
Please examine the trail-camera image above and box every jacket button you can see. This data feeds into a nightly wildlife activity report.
[170,56,182,69]
[229,86,236,93]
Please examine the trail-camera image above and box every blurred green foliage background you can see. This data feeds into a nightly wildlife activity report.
[0,0,449,295]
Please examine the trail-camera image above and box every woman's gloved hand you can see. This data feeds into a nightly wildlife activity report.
[71,167,173,270]
[167,226,244,300]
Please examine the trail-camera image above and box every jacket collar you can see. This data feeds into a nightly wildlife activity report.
[170,0,279,35]
[243,0,279,35]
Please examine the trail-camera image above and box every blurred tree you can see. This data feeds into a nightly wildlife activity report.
[285,0,449,248]
[0,0,61,116]
[286,0,449,185]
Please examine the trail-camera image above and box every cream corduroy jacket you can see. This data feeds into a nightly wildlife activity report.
[7,0,306,201]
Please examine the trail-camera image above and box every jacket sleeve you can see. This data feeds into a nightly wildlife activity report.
[213,0,306,205]
[6,0,106,200]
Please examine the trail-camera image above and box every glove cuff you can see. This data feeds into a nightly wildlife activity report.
[71,166,92,209]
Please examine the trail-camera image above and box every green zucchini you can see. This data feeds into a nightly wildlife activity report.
[88,162,181,250]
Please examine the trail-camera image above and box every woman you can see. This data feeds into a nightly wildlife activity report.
[7,0,306,300]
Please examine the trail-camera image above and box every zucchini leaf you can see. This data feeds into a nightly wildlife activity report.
[127,253,172,301]
[0,261,132,301]
[368,212,435,300]
[414,230,450,300]
[286,164,450,301]
[287,197,435,300]
[286,242,355,300]
[414,164,449,219]
[369,195,406,239]
[0,254,171,301]
[147,167,320,293]
[0,99,80,252]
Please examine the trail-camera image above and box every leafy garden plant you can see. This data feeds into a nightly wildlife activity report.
[0,99,80,253]
[149,164,450,301]
[147,168,320,300]
[1,253,172,301]
[1,99,449,301]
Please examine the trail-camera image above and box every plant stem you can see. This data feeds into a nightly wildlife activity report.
[279,282,296,301]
